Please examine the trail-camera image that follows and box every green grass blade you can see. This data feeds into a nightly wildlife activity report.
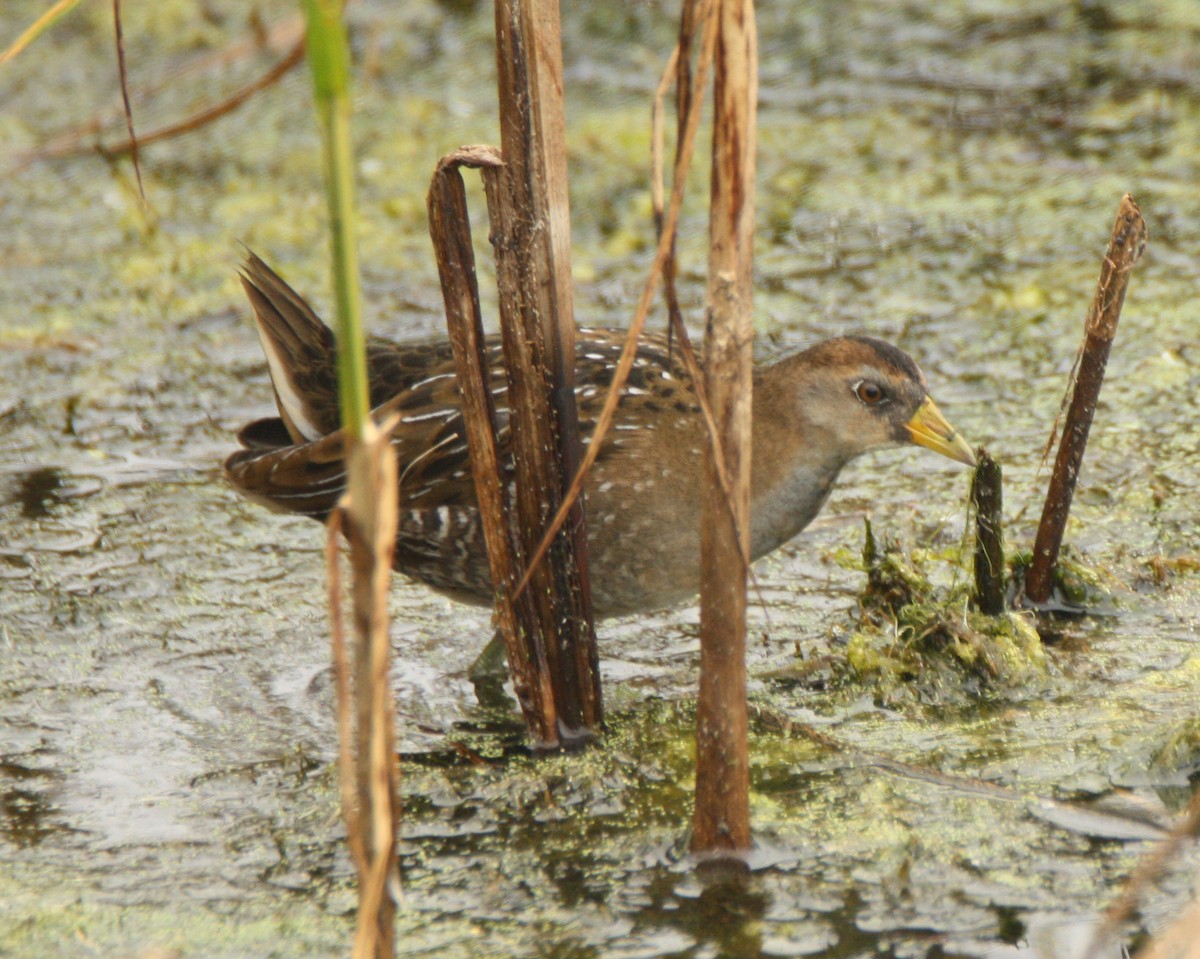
[2,0,87,64]
[300,0,368,439]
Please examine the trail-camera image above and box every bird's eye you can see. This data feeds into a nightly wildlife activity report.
[854,380,886,405]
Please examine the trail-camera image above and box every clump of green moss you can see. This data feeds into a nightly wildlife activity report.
[1008,547,1112,608]
[840,521,1046,704]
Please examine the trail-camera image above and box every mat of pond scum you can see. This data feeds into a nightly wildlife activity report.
[3,1,1200,956]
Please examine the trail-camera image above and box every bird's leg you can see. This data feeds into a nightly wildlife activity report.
[468,630,511,710]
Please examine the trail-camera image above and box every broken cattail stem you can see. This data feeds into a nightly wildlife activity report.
[512,0,716,609]
[336,420,402,959]
[427,147,559,745]
[971,450,1006,615]
[1025,194,1146,604]
[487,0,601,738]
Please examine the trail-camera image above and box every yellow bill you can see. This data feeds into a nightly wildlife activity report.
[906,397,976,466]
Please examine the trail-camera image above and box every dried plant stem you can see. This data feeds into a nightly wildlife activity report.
[486,0,601,739]
[427,0,602,745]
[110,0,144,203]
[2,0,86,63]
[325,432,402,959]
[692,0,757,855]
[1025,194,1146,604]
[343,424,401,959]
[651,29,764,612]
[970,450,1005,615]
[98,38,305,159]
[427,146,559,744]
[10,18,304,173]
[515,0,719,597]
[1085,787,1200,959]
[650,44,680,238]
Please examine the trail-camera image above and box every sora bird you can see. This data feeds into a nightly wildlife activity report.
[225,253,975,617]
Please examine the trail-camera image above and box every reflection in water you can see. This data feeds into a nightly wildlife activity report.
[1,788,56,848]
[0,762,61,849]
[14,467,69,519]
[675,868,769,958]
[3,466,102,519]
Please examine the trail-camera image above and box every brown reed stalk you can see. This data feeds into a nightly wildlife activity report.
[483,0,601,738]
[427,146,560,744]
[1085,787,1200,959]
[650,22,763,607]
[692,0,757,855]
[1025,194,1146,604]
[515,0,718,598]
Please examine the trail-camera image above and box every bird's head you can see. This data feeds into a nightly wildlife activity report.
[768,336,976,467]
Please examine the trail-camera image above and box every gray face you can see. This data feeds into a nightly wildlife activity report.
[782,336,930,461]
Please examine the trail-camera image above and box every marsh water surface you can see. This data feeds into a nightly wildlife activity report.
[3,1,1200,956]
